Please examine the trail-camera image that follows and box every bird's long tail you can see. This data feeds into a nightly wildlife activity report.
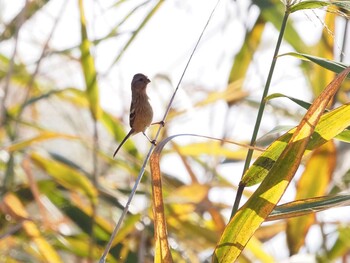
[113,129,134,158]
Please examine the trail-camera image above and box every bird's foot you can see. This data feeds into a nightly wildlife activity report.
[152,120,165,127]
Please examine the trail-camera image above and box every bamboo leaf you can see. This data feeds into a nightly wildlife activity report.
[38,184,112,242]
[268,195,350,221]
[1,193,63,263]
[30,152,98,204]
[286,141,336,254]
[227,17,265,86]
[157,134,263,160]
[244,236,275,263]
[150,139,174,263]
[335,129,350,143]
[254,0,308,52]
[178,141,259,160]
[281,52,349,76]
[3,132,78,152]
[55,236,118,262]
[265,93,312,110]
[242,102,350,187]
[290,0,331,13]
[289,0,350,13]
[212,67,350,262]
[78,0,101,120]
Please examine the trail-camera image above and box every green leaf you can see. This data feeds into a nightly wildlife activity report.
[30,152,98,204]
[330,1,350,11]
[289,0,350,13]
[254,0,308,52]
[45,188,112,242]
[2,193,63,263]
[78,0,101,120]
[268,195,350,221]
[265,93,312,110]
[286,142,335,254]
[281,52,349,76]
[290,1,331,13]
[4,132,78,152]
[213,67,350,262]
[242,103,350,187]
[335,129,350,143]
[228,17,265,85]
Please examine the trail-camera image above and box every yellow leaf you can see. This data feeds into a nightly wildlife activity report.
[30,152,98,204]
[287,141,336,254]
[213,67,350,262]
[150,146,173,263]
[4,132,77,152]
[0,193,63,263]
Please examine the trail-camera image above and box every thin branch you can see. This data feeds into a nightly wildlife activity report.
[15,0,69,122]
[99,0,222,261]
[231,7,291,218]
[0,0,29,127]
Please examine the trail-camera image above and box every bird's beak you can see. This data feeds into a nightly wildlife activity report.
[146,78,151,83]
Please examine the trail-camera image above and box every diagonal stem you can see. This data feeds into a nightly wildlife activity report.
[231,8,291,218]
[99,1,222,261]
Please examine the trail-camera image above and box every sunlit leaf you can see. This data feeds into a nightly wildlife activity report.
[199,81,248,106]
[287,141,335,254]
[227,17,265,88]
[168,184,209,204]
[179,141,255,160]
[290,0,331,13]
[254,0,308,52]
[289,0,350,13]
[265,93,312,110]
[78,0,101,120]
[150,141,174,263]
[213,67,350,262]
[3,132,78,152]
[335,129,350,143]
[243,236,275,263]
[242,103,350,187]
[268,195,350,221]
[55,236,117,262]
[0,193,63,263]
[282,52,348,76]
[30,152,98,204]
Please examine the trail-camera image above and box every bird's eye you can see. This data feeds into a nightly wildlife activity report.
[139,78,144,81]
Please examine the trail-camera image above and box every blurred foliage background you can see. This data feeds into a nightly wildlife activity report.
[0,0,350,262]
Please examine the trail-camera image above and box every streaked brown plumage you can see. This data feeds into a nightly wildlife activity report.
[113,73,153,158]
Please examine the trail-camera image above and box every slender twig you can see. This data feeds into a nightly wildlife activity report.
[15,0,68,123]
[230,7,291,218]
[0,1,28,195]
[99,0,222,261]
[0,0,29,128]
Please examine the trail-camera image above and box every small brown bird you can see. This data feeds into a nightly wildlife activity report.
[113,73,154,158]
